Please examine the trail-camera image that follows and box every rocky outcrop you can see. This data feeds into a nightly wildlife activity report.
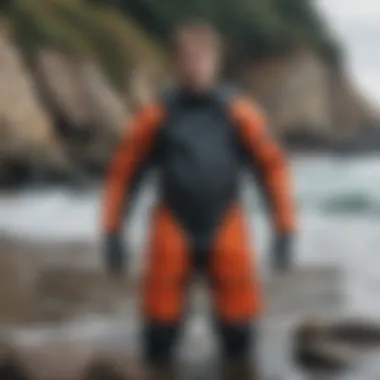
[33,50,130,173]
[0,25,159,186]
[245,50,332,135]
[0,30,70,186]
[243,50,333,139]
[243,48,380,151]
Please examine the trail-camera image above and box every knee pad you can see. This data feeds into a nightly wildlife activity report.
[218,323,256,359]
[142,322,180,364]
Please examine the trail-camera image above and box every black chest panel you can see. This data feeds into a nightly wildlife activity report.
[155,90,243,250]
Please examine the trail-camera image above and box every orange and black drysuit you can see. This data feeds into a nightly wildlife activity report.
[102,87,296,365]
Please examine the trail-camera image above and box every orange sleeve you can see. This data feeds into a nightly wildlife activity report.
[230,97,296,233]
[102,103,166,234]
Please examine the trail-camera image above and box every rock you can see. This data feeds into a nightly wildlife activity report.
[37,266,108,304]
[35,50,129,136]
[293,317,380,374]
[0,249,39,324]
[30,48,167,175]
[32,50,164,175]
[35,266,118,321]
[264,266,343,318]
[14,342,94,380]
[243,49,333,138]
[0,335,145,380]
[0,30,70,186]
[294,337,355,374]
[293,320,356,373]
[329,69,375,138]
[127,65,158,112]
[242,48,380,151]
[33,50,129,173]
[281,128,333,151]
[0,341,30,380]
[34,51,92,134]
[333,320,380,346]
[311,319,380,347]
[0,239,140,324]
[84,350,147,380]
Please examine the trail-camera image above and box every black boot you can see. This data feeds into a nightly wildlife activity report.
[218,323,259,379]
[143,322,180,380]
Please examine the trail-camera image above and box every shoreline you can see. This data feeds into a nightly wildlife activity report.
[1,151,380,191]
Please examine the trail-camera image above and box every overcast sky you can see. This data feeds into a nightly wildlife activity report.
[317,0,380,105]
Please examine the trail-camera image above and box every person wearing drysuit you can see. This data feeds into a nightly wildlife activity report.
[102,20,297,380]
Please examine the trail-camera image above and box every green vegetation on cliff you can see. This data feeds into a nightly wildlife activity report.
[113,0,340,63]
[2,0,167,91]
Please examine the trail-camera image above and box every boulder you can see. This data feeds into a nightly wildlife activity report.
[293,317,380,374]
[294,320,356,373]
[0,338,146,380]
[296,318,380,348]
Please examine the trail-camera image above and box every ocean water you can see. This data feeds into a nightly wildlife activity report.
[2,155,380,378]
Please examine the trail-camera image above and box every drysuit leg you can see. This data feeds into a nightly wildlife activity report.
[209,205,262,377]
[141,205,191,368]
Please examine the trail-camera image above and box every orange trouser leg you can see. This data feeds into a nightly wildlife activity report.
[210,205,262,324]
[142,205,191,324]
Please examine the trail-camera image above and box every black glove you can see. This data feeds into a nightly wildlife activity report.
[271,232,293,273]
[104,232,125,277]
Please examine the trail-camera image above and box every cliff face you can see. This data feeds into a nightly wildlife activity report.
[0,4,379,186]
[0,30,70,185]
[33,50,129,171]
[243,49,379,150]
[0,5,163,186]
